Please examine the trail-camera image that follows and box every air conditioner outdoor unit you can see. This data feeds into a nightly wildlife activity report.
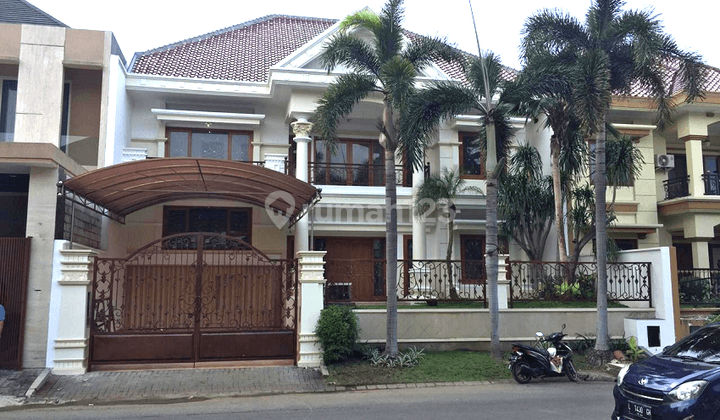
[655,154,675,170]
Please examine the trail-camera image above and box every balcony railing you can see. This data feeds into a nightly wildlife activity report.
[678,269,720,306]
[703,173,720,196]
[309,162,409,187]
[663,176,689,200]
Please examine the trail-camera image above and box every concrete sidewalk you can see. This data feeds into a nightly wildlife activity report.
[26,366,330,406]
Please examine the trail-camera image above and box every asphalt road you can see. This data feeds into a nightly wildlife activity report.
[0,381,616,420]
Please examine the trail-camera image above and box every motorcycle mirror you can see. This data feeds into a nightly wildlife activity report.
[535,331,544,338]
[561,323,566,331]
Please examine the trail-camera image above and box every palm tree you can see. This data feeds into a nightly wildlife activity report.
[523,0,705,361]
[415,167,482,300]
[312,0,464,357]
[499,144,554,262]
[511,62,584,264]
[401,52,517,359]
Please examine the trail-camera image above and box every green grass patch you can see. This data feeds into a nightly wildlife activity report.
[326,351,510,386]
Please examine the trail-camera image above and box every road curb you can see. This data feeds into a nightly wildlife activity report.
[25,368,51,398]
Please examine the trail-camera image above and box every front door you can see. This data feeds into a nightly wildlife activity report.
[90,233,297,368]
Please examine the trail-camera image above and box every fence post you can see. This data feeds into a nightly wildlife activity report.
[53,246,97,375]
[297,250,327,368]
[497,254,510,309]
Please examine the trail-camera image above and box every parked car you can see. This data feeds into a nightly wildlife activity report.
[612,323,720,420]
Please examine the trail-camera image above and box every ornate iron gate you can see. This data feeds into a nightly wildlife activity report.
[90,233,297,367]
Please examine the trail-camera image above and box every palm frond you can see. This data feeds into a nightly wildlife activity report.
[380,56,417,112]
[521,9,588,63]
[571,49,612,134]
[403,35,466,73]
[312,73,378,142]
[606,136,644,186]
[376,0,405,62]
[339,9,382,34]
[399,82,477,170]
[320,33,380,76]
[468,53,503,99]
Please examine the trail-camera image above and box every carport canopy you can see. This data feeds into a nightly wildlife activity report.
[61,158,320,226]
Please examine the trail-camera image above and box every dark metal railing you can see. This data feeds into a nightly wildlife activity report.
[703,173,720,196]
[324,259,486,303]
[309,162,409,187]
[678,268,720,306]
[664,176,690,200]
[507,261,652,308]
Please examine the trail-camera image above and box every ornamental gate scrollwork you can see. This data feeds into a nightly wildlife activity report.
[90,233,297,366]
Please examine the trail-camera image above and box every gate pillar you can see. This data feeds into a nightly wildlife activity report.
[52,247,97,375]
[297,250,326,368]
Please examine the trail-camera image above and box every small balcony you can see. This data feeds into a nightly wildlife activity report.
[663,176,690,199]
[284,162,410,187]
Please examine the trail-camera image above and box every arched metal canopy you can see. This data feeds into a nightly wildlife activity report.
[60,158,320,226]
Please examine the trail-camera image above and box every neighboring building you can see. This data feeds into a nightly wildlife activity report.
[0,0,126,370]
[1,0,720,372]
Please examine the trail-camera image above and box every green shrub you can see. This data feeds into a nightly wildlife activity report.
[315,305,359,364]
[679,277,711,304]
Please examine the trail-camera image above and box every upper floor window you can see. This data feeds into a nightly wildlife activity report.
[166,128,252,161]
[459,132,483,178]
[313,138,386,186]
[162,206,252,249]
[0,80,17,143]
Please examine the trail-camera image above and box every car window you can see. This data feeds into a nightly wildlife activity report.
[664,326,720,362]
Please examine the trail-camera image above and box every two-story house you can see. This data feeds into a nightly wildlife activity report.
[3,0,720,373]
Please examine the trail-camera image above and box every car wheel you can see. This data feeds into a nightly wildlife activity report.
[512,361,532,384]
[565,359,579,382]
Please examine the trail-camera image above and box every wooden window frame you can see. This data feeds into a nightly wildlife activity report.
[459,131,484,180]
[312,137,384,186]
[162,206,252,244]
[165,128,253,161]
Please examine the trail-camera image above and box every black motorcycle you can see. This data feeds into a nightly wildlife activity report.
[508,324,578,383]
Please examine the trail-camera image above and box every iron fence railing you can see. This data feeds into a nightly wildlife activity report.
[678,268,720,306]
[323,259,486,304]
[702,173,720,196]
[507,261,652,308]
[664,175,690,200]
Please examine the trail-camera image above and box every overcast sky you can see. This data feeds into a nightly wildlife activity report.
[27,0,717,70]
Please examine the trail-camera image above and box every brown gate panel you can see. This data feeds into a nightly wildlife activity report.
[92,334,194,362]
[90,233,297,368]
[0,237,31,370]
[199,331,295,359]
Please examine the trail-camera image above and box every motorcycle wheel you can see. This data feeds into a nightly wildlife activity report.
[564,359,578,382]
[512,361,532,384]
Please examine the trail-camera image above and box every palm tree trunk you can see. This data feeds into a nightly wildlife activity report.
[551,137,568,263]
[486,173,501,359]
[446,218,459,300]
[383,104,399,358]
[594,112,609,352]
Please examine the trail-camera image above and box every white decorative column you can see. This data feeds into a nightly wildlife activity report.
[297,250,327,368]
[411,167,426,259]
[497,254,510,309]
[53,248,97,375]
[292,117,312,252]
[684,135,706,198]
